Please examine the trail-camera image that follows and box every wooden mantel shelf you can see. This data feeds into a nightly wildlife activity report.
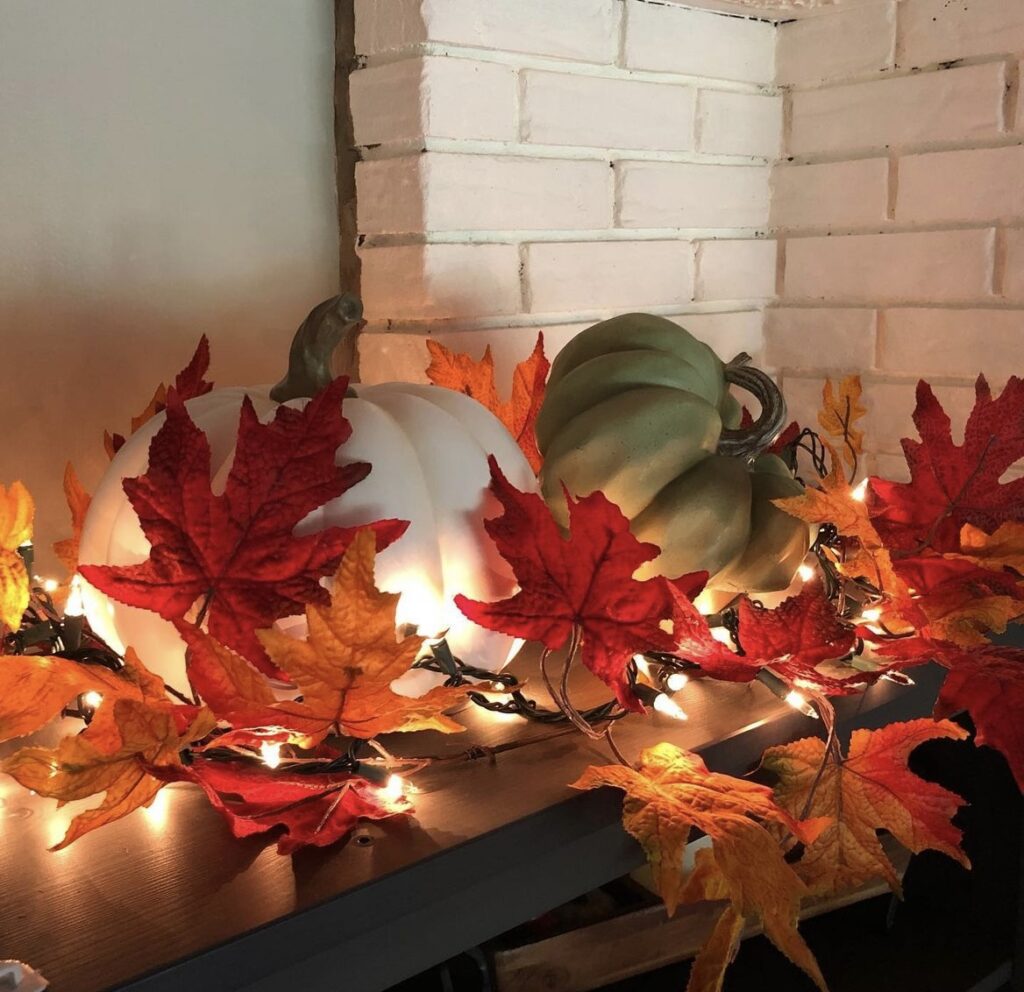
[0,658,946,992]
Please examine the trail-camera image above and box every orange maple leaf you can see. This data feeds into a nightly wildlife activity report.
[53,463,91,577]
[764,719,969,898]
[957,521,1024,575]
[183,529,468,744]
[426,334,549,472]
[817,376,867,479]
[2,698,214,849]
[0,481,33,632]
[573,742,827,992]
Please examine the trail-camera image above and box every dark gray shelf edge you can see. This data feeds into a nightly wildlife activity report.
[118,664,947,992]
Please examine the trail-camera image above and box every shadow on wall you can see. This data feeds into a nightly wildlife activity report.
[2,267,337,568]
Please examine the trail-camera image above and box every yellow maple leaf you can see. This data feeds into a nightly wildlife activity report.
[817,376,866,479]
[764,719,969,899]
[425,334,549,472]
[257,529,467,743]
[53,463,92,577]
[957,521,1024,575]
[573,743,827,992]
[0,481,33,631]
[2,698,214,849]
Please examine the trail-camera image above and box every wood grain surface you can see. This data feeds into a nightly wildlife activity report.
[0,651,945,992]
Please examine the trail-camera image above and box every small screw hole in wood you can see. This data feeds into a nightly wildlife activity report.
[354,833,374,847]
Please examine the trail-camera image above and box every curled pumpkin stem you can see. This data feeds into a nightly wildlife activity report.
[718,353,788,460]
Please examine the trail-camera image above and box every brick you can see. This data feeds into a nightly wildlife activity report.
[900,0,1024,67]
[351,57,517,146]
[784,230,994,302]
[789,62,1005,156]
[871,452,910,482]
[765,308,877,371]
[897,146,1024,225]
[359,243,521,320]
[695,240,777,301]
[357,154,612,234]
[354,0,426,55]
[521,71,695,151]
[779,375,827,438]
[525,241,694,313]
[671,311,765,364]
[698,90,782,159]
[358,332,432,385]
[771,159,889,230]
[623,0,774,84]
[429,0,618,63]
[1001,229,1024,299]
[776,2,896,84]
[880,308,1024,384]
[864,379,976,452]
[618,161,770,229]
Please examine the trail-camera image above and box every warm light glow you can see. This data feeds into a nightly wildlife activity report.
[861,607,882,623]
[260,741,283,770]
[798,563,815,582]
[142,788,170,828]
[382,774,406,801]
[64,576,86,617]
[709,626,733,646]
[851,479,869,502]
[632,654,653,680]
[42,577,59,594]
[653,693,687,721]
[666,671,689,692]
[81,691,103,710]
[785,690,819,719]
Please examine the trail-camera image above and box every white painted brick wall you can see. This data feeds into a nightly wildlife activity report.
[788,62,1006,156]
[520,71,696,152]
[899,0,1024,68]
[619,161,771,229]
[695,239,776,301]
[623,1,775,84]
[771,159,889,229]
[765,308,877,371]
[1002,229,1024,300]
[698,90,782,158]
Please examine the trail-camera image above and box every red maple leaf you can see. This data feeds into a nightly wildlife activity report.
[740,409,801,457]
[932,644,1024,791]
[185,758,410,854]
[455,458,701,711]
[81,379,407,674]
[870,376,1024,553]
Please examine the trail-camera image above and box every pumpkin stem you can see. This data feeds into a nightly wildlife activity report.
[718,353,788,459]
[270,294,364,402]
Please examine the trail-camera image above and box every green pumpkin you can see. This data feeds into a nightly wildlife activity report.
[536,313,812,604]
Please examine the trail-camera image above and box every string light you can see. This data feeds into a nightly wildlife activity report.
[861,607,882,623]
[784,690,817,718]
[757,669,819,719]
[798,563,815,582]
[665,671,689,692]
[382,774,406,801]
[709,626,733,646]
[653,693,687,721]
[42,577,58,594]
[259,741,283,770]
[851,479,869,501]
[81,691,103,711]
[64,576,86,617]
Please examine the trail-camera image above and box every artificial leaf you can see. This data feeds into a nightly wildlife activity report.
[103,335,214,457]
[817,376,866,476]
[256,529,467,742]
[957,521,1024,575]
[2,698,214,849]
[186,758,409,854]
[678,849,743,992]
[0,481,33,632]
[456,459,697,710]
[740,408,800,458]
[426,334,549,472]
[54,463,91,576]
[933,644,1024,791]
[80,379,407,675]
[764,719,969,898]
[870,376,1024,553]
[573,743,826,991]
[669,584,759,683]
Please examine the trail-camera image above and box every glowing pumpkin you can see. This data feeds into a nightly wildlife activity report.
[536,313,812,608]
[78,295,536,692]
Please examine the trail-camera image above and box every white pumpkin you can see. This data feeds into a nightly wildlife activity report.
[78,297,536,695]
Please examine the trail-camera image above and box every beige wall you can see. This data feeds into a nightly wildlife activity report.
[0,0,340,560]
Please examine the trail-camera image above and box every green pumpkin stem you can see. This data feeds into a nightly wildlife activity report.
[718,353,788,459]
[270,294,364,402]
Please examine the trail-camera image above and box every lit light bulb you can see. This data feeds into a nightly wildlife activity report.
[81,691,103,710]
[653,693,687,721]
[632,654,653,680]
[64,576,86,617]
[851,479,869,502]
[784,690,819,719]
[709,626,733,646]
[260,741,283,770]
[42,577,58,594]
[382,774,406,801]
[861,607,882,623]
[666,671,689,692]
[798,563,815,582]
